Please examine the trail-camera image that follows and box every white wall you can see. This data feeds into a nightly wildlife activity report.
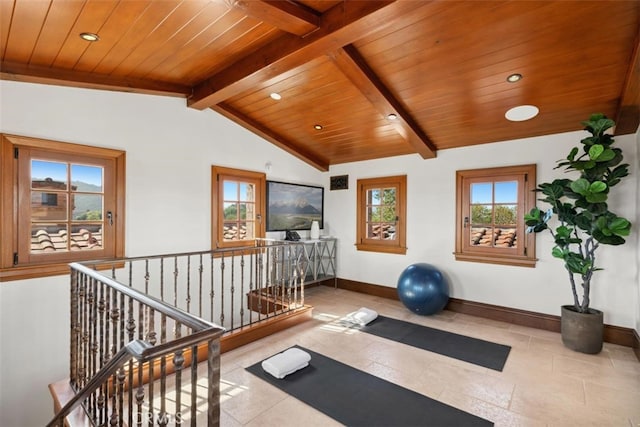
[325,130,639,329]
[0,81,323,426]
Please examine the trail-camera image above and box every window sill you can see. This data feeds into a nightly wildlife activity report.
[453,252,537,268]
[0,261,123,282]
[356,244,407,255]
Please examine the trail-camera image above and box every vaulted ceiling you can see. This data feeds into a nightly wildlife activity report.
[1,1,639,171]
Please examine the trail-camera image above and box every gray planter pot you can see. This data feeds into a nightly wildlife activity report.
[560,305,603,354]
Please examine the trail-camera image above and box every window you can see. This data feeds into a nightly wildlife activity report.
[356,175,407,254]
[211,166,265,249]
[0,134,125,281]
[454,164,536,267]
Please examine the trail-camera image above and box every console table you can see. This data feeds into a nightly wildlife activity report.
[247,238,337,314]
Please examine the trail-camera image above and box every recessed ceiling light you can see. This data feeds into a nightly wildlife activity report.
[387,113,398,120]
[314,124,323,130]
[505,105,539,121]
[79,32,100,42]
[269,92,282,100]
[507,73,522,83]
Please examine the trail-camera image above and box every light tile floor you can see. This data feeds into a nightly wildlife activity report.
[218,287,640,427]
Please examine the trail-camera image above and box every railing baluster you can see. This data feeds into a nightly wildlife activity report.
[127,295,135,426]
[230,252,235,329]
[147,353,155,427]
[186,255,192,313]
[144,259,150,294]
[239,251,244,328]
[198,254,204,318]
[159,313,168,426]
[210,253,215,324]
[78,276,86,390]
[173,256,179,309]
[220,254,225,327]
[116,292,125,424]
[160,258,165,302]
[249,250,255,325]
[69,270,79,388]
[136,300,145,427]
[97,280,106,424]
[87,278,97,418]
[129,260,133,287]
[173,322,183,424]
[207,338,221,427]
[190,343,198,427]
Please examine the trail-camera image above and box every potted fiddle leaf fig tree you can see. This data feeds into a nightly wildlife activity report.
[524,113,632,354]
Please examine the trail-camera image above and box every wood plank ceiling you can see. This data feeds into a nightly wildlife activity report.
[1,0,639,171]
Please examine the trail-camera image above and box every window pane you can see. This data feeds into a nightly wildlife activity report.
[244,221,255,240]
[239,183,254,201]
[368,206,380,222]
[70,224,103,250]
[31,191,67,221]
[367,189,381,204]
[31,224,68,253]
[223,222,244,241]
[471,182,492,203]
[381,188,396,206]
[245,202,255,221]
[495,204,517,225]
[381,223,396,240]
[238,203,248,220]
[32,160,67,190]
[223,202,238,220]
[495,181,517,203]
[471,204,492,225]
[367,223,381,239]
[223,181,238,200]
[495,227,517,248]
[71,164,103,192]
[72,194,103,220]
[381,206,396,222]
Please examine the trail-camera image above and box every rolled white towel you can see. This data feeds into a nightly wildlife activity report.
[345,307,378,326]
[261,348,311,379]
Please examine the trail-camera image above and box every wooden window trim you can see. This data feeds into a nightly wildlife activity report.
[0,134,126,282]
[356,175,407,255]
[211,165,266,250]
[454,164,536,267]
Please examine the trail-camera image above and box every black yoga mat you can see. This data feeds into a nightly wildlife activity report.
[246,346,493,427]
[358,315,511,371]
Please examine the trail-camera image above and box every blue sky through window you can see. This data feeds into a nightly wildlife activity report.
[32,160,102,187]
[472,181,517,204]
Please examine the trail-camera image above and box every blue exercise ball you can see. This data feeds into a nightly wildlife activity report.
[397,263,449,315]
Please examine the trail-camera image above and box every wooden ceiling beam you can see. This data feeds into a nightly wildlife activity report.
[228,0,320,36]
[0,61,190,97]
[188,0,427,109]
[329,45,437,159]
[212,103,330,171]
[614,30,640,135]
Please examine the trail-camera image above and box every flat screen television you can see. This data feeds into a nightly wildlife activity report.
[266,180,324,231]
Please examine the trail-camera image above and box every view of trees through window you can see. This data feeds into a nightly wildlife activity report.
[469,180,517,248]
[366,187,397,240]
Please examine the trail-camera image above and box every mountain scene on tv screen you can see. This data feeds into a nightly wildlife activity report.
[268,198,321,230]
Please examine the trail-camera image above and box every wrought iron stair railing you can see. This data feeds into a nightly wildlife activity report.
[48,240,309,426]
